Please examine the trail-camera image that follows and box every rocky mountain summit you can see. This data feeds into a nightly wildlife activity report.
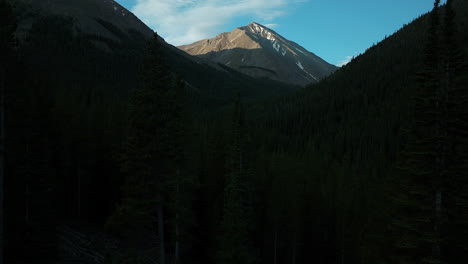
[179,22,337,86]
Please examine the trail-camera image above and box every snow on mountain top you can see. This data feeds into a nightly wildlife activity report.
[178,21,337,86]
[247,22,272,34]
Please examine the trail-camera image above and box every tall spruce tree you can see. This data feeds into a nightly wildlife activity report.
[217,94,257,264]
[443,0,468,262]
[391,1,443,263]
[391,0,468,263]
[0,1,16,263]
[167,76,196,264]
[107,33,174,264]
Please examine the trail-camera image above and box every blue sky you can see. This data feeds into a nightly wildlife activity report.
[115,0,440,66]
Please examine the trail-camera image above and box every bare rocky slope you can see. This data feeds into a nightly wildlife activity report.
[179,22,337,86]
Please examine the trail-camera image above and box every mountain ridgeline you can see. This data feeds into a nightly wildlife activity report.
[13,0,298,108]
[17,0,153,38]
[1,0,468,264]
[179,22,337,86]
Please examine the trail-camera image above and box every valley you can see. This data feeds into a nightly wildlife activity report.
[1,0,467,264]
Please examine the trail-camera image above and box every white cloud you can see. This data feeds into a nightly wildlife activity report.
[131,0,303,45]
[264,23,279,29]
[337,56,353,67]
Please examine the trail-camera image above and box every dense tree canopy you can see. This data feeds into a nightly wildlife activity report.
[2,0,468,263]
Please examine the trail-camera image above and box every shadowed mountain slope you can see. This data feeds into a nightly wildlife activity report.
[179,22,337,86]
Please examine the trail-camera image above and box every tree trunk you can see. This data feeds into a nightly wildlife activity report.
[174,169,180,264]
[77,171,81,218]
[158,202,166,264]
[341,218,345,264]
[175,213,179,264]
[0,66,5,264]
[273,228,277,264]
[291,233,296,264]
[433,190,442,258]
[25,184,30,223]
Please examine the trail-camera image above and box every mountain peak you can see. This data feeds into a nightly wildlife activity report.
[243,22,276,39]
[247,21,267,29]
[179,23,337,86]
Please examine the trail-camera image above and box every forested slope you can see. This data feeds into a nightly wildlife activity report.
[243,1,468,263]
[3,1,295,263]
[1,0,467,264]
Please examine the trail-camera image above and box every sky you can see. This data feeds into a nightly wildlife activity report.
[115,0,442,67]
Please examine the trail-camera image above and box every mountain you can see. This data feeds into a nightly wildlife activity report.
[246,1,468,262]
[179,22,337,86]
[5,2,298,262]
[5,0,468,264]
[16,0,152,39]
[12,0,298,108]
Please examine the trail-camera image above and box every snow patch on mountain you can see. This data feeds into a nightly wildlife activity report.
[296,61,318,81]
[178,22,337,86]
[250,22,278,42]
[296,61,304,70]
[295,47,306,55]
[273,41,280,52]
[266,32,275,41]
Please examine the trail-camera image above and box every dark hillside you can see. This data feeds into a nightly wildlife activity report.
[3,1,297,262]
[11,0,297,107]
[2,0,467,263]
[244,1,468,263]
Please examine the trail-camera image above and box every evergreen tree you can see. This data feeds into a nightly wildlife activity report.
[0,1,16,263]
[13,78,58,262]
[107,33,174,264]
[167,76,197,264]
[217,94,257,264]
[391,1,468,263]
[442,0,468,262]
[390,1,443,263]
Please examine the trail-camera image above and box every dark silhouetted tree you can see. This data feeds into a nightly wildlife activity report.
[390,1,443,263]
[163,76,198,264]
[442,0,468,263]
[0,1,16,263]
[217,94,257,264]
[391,0,468,263]
[107,33,173,264]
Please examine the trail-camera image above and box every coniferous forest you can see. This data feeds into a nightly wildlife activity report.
[1,0,468,263]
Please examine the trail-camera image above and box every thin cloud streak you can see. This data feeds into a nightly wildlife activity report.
[131,0,304,45]
[264,23,279,29]
[337,56,353,67]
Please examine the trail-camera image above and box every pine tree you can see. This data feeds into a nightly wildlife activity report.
[15,78,58,262]
[107,33,174,264]
[217,94,257,264]
[442,0,468,262]
[167,76,197,264]
[0,1,16,263]
[391,1,468,263]
[390,1,443,263]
